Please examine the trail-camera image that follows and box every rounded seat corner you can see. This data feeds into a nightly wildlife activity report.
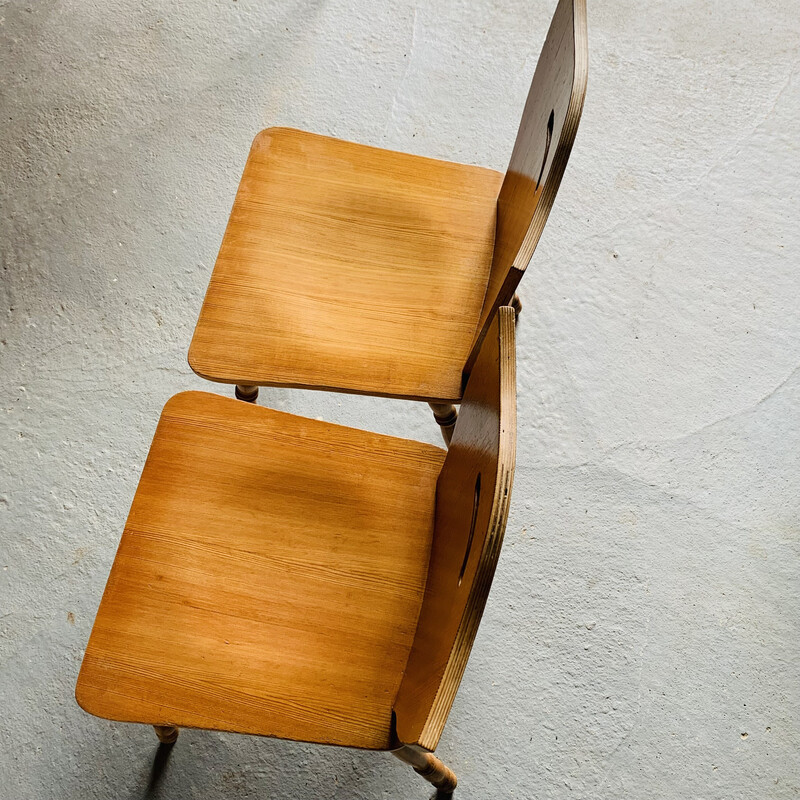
[74,673,104,720]
[160,389,230,419]
[250,125,303,153]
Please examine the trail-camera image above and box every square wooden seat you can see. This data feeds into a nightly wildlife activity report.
[76,390,446,750]
[188,127,503,403]
[77,308,516,794]
[188,0,588,410]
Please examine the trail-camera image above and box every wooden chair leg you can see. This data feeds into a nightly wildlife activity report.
[393,745,457,794]
[235,384,259,403]
[511,293,522,322]
[153,725,179,744]
[428,403,457,446]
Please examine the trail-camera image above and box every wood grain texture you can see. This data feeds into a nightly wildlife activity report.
[465,0,587,377]
[394,306,517,751]
[76,392,446,750]
[188,127,503,403]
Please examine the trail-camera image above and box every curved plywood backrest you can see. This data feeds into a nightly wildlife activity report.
[464,0,587,378]
[393,306,516,751]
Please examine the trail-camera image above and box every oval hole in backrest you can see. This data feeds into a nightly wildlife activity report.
[458,473,481,587]
[535,108,555,190]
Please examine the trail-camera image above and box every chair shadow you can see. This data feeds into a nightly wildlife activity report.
[127,741,175,799]
[148,742,176,793]
[128,738,454,799]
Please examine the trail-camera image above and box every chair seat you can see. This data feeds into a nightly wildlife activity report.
[76,391,446,750]
[188,128,503,402]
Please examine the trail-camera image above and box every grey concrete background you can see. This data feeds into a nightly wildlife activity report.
[1,0,798,797]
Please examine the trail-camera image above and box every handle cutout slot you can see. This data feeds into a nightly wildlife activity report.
[535,109,555,190]
[458,473,481,586]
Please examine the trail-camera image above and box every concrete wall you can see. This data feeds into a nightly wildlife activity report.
[1,1,798,797]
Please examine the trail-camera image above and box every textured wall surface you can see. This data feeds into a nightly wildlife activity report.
[1,1,798,797]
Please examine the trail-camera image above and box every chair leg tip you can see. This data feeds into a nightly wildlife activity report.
[433,772,457,793]
[235,384,259,403]
[154,725,179,744]
[414,758,457,793]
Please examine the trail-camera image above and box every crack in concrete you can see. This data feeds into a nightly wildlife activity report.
[538,362,800,474]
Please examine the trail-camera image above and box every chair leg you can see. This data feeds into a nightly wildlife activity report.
[428,403,457,446]
[392,745,457,794]
[511,293,522,322]
[153,725,179,744]
[235,384,259,403]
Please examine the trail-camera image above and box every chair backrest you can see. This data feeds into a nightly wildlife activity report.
[464,0,587,378]
[393,306,516,751]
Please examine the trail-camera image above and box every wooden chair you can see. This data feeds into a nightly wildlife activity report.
[188,0,587,443]
[76,307,517,795]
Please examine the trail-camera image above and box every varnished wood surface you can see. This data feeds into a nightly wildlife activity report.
[394,306,517,751]
[78,307,516,764]
[466,0,587,376]
[76,391,446,750]
[189,127,503,403]
[189,0,586,401]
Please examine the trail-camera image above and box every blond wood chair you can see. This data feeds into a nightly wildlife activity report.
[188,0,586,442]
[76,307,516,795]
